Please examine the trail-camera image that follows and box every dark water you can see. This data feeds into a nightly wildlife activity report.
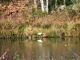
[0,38,80,60]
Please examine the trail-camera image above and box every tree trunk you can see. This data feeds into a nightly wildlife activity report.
[40,0,45,12]
[76,0,78,4]
[46,0,48,13]
[55,0,57,8]
[64,0,66,5]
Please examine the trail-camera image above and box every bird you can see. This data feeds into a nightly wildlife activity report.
[37,32,42,36]
[37,39,42,42]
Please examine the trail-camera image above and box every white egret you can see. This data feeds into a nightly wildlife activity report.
[37,39,42,42]
[37,32,42,36]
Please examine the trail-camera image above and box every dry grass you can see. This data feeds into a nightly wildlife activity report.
[0,10,80,37]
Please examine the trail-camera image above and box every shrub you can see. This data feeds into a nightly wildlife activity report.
[51,5,55,10]
[47,31,57,37]
[18,24,26,33]
[13,52,20,60]
[35,9,48,17]
[21,10,28,20]
[42,23,52,29]
[66,6,78,18]
[32,8,36,15]
[62,23,68,30]
[75,24,80,27]
[35,23,41,28]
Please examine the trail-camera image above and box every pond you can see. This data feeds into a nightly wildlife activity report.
[0,38,80,60]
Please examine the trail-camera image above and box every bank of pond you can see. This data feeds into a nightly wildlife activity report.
[0,32,80,40]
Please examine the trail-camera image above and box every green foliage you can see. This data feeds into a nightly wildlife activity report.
[31,8,48,19]
[77,5,80,10]
[66,5,80,17]
[55,12,59,18]
[36,9,48,17]
[18,24,26,33]
[67,7,77,17]
[42,23,52,29]
[32,8,36,15]
[51,5,55,10]
[48,31,57,37]
[57,0,64,5]
[66,0,73,5]
[13,52,20,60]
[31,8,36,20]
[66,6,72,12]
[62,23,68,30]
[72,0,77,4]
[75,24,80,27]
[48,38,58,42]
[10,35,15,40]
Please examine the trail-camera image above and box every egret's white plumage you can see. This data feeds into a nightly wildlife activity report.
[37,32,42,35]
[37,39,42,42]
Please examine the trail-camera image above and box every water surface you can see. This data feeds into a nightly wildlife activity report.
[0,38,80,60]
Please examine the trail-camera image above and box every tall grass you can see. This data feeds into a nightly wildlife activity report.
[42,23,52,29]
[47,31,57,37]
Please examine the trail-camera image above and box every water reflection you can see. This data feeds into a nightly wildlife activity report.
[0,38,80,60]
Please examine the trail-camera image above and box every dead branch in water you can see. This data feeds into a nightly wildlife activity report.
[0,49,9,60]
